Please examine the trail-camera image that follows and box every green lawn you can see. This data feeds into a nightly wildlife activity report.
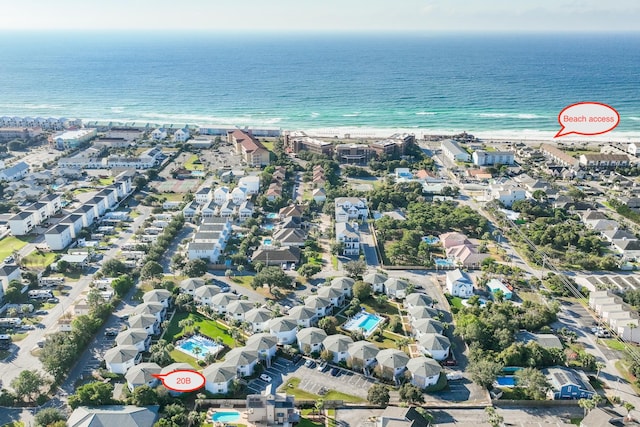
[99,177,114,186]
[602,339,627,351]
[184,154,204,171]
[261,140,275,152]
[159,192,185,202]
[164,312,236,348]
[324,390,365,403]
[446,295,463,309]
[297,419,323,427]
[0,235,33,260]
[360,297,400,316]
[22,251,57,268]
[169,349,201,369]
[2,421,25,427]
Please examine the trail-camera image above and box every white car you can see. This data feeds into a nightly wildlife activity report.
[446,372,464,381]
[260,374,272,383]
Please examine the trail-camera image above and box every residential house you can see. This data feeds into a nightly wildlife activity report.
[246,388,299,427]
[115,328,152,352]
[417,333,451,361]
[245,308,273,333]
[543,366,595,400]
[67,406,159,427]
[230,187,247,204]
[209,292,239,314]
[288,305,318,328]
[142,289,172,308]
[346,340,379,374]
[131,302,166,324]
[226,300,255,322]
[486,278,513,300]
[384,277,409,300]
[334,197,368,222]
[104,345,141,374]
[182,201,199,222]
[238,175,260,195]
[297,327,327,354]
[203,363,237,395]
[127,313,159,336]
[8,211,36,236]
[375,349,410,383]
[322,334,354,363]
[515,331,563,350]
[411,318,444,338]
[45,224,73,250]
[173,128,190,143]
[195,187,213,204]
[406,356,442,389]
[0,161,29,181]
[317,286,345,308]
[364,272,388,294]
[265,183,282,201]
[160,363,194,396]
[408,306,440,322]
[279,204,305,221]
[268,317,298,345]
[335,222,360,256]
[312,188,327,203]
[0,265,21,293]
[375,407,430,427]
[222,347,259,377]
[125,362,161,392]
[238,201,254,221]
[404,293,433,310]
[251,246,301,266]
[245,333,278,367]
[179,277,206,295]
[446,269,474,298]
[305,295,334,318]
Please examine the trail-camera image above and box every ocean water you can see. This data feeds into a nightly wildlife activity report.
[1,31,639,138]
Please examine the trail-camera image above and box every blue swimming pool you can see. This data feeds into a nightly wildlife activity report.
[266,213,279,219]
[262,224,275,230]
[263,238,273,246]
[422,236,439,245]
[344,312,384,336]
[177,335,223,360]
[212,411,241,422]
[495,376,516,387]
[435,258,454,267]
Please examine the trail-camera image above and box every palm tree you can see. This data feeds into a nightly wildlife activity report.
[579,398,595,417]
[484,406,503,427]
[595,362,606,380]
[624,402,635,421]
[192,346,202,359]
[314,398,324,415]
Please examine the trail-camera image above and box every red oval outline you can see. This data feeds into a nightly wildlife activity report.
[555,101,620,138]
[153,369,206,393]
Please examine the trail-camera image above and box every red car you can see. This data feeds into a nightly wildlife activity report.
[442,357,457,366]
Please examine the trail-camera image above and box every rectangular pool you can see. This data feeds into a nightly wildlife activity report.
[212,411,241,422]
[343,312,384,336]
[495,376,516,387]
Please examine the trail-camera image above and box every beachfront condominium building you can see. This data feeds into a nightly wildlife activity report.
[579,153,630,169]
[52,128,97,150]
[441,139,470,162]
[335,143,374,164]
[370,133,414,158]
[284,131,334,156]
[472,150,515,166]
[228,129,270,167]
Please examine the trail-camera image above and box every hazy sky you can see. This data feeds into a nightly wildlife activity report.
[1,0,639,32]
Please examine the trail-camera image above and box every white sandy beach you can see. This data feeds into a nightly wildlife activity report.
[299,126,640,144]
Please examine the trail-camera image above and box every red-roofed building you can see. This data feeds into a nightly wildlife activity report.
[228,130,270,167]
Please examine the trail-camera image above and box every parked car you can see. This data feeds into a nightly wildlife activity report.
[35,310,48,316]
[259,374,272,382]
[595,329,611,338]
[442,357,457,366]
[105,330,118,337]
[292,354,303,364]
[446,372,464,381]
[330,367,340,377]
[304,359,316,369]
[47,298,59,304]
[317,361,327,372]
[3,256,14,264]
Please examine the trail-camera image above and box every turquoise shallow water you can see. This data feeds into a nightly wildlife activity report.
[1,31,639,134]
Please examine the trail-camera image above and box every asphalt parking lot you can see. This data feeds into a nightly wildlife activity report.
[246,356,375,399]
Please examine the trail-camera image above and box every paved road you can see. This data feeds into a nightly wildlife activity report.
[0,203,153,391]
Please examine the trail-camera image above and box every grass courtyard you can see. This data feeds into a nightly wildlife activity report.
[278,377,365,403]
[184,154,205,171]
[164,312,236,348]
[0,235,33,260]
[21,251,57,268]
